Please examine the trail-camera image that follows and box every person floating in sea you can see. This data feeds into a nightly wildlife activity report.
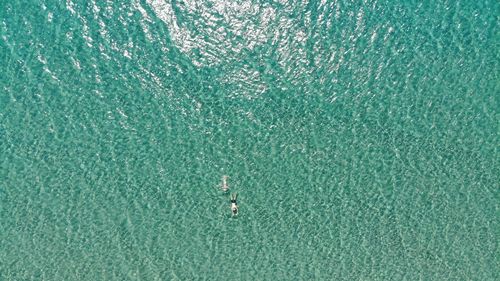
[230,193,238,216]
[221,175,229,192]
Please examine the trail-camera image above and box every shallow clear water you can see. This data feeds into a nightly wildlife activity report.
[0,0,498,280]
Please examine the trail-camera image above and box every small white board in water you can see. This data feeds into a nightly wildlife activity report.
[221,175,229,192]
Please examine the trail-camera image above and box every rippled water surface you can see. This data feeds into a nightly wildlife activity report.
[1,0,498,280]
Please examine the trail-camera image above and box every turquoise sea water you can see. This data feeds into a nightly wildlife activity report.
[1,0,498,280]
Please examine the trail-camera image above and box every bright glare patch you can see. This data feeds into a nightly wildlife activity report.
[147,0,275,67]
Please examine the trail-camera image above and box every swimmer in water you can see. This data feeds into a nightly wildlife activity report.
[221,175,229,192]
[230,193,238,216]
